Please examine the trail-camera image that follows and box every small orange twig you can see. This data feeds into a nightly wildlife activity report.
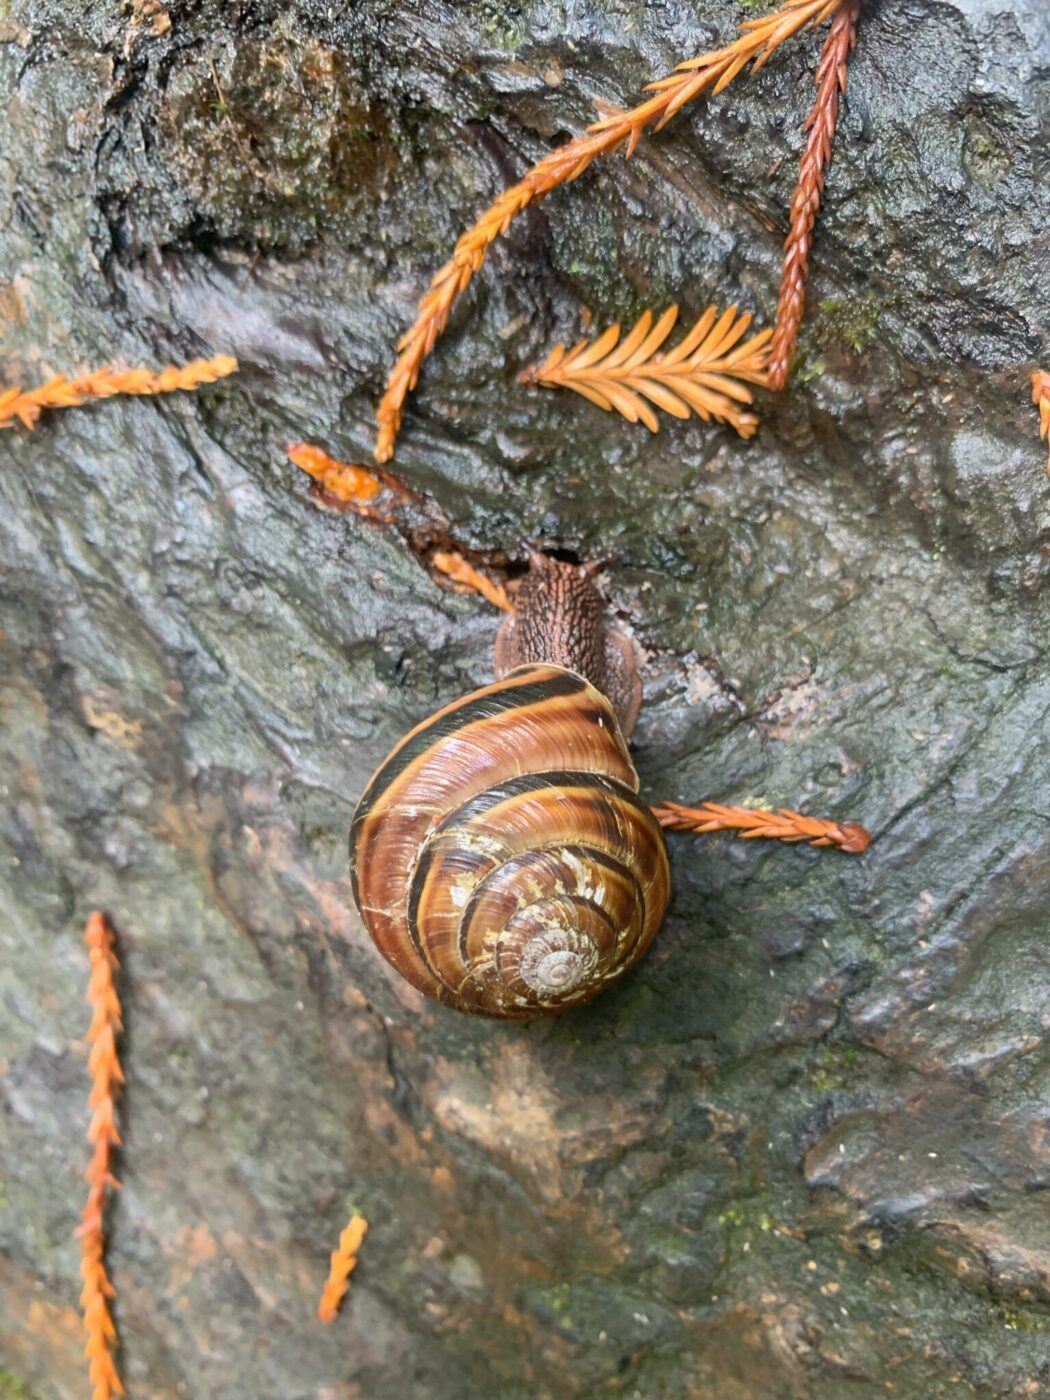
[520,303,771,437]
[78,912,125,1400]
[317,1213,369,1323]
[1032,371,1050,476]
[287,442,421,522]
[374,0,849,462]
[0,355,238,431]
[653,799,870,852]
[431,550,513,611]
[768,0,861,390]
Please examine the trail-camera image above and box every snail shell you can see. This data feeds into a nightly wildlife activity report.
[349,662,670,1018]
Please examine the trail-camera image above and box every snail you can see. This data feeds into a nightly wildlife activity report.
[288,447,869,1019]
[349,549,671,1019]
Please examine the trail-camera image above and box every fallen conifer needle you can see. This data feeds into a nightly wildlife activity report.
[287,442,419,519]
[79,912,125,1400]
[520,304,771,437]
[653,799,871,852]
[1032,371,1050,476]
[317,1214,369,1322]
[431,550,513,611]
[374,0,853,461]
[768,0,862,389]
[0,355,238,431]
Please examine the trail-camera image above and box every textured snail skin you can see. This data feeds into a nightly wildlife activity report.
[495,547,642,734]
[349,662,671,1018]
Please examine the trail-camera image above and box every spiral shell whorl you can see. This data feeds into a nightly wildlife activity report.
[517,927,599,995]
[350,664,670,1018]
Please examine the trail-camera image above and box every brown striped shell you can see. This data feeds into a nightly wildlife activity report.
[349,663,671,1018]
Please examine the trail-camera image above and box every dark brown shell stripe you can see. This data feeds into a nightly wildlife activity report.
[408,771,664,1014]
[349,663,670,1015]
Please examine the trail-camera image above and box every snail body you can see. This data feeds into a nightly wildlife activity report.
[350,553,671,1018]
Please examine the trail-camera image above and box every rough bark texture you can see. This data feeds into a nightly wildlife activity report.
[2,2,1049,1397]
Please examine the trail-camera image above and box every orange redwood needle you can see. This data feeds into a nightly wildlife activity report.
[0,355,237,431]
[317,1214,369,1322]
[431,550,513,611]
[374,0,852,462]
[653,799,871,852]
[767,0,862,389]
[79,912,125,1400]
[287,442,420,520]
[1032,371,1050,476]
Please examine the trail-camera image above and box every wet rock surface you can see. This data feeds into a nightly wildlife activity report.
[1,1,1048,1396]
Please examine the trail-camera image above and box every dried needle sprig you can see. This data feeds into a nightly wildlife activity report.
[1032,371,1050,476]
[0,355,238,431]
[520,304,771,437]
[374,0,850,462]
[653,799,871,852]
[288,441,385,505]
[431,550,513,611]
[287,442,420,522]
[768,0,862,389]
[79,912,125,1400]
[317,1214,369,1323]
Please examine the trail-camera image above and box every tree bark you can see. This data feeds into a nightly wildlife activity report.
[1,2,1048,1397]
